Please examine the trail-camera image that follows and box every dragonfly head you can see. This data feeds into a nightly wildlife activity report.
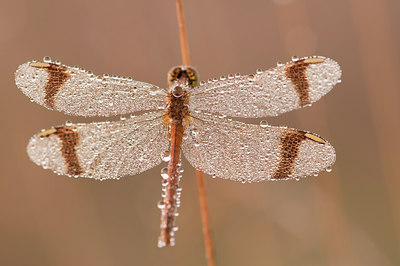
[168,65,198,87]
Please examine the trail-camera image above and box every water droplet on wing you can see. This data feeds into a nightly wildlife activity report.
[162,150,171,162]
[260,120,268,128]
[43,56,51,63]
[326,167,332,173]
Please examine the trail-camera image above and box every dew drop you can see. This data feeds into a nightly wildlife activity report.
[277,61,283,67]
[161,167,169,179]
[172,86,183,97]
[260,120,268,128]
[256,68,263,74]
[149,87,158,96]
[291,55,299,62]
[43,56,51,63]
[191,128,198,137]
[157,200,165,209]
[157,240,165,248]
[65,121,72,126]
[162,150,171,162]
[326,167,332,173]
[55,60,61,65]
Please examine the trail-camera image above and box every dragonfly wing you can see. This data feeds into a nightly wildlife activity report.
[189,56,341,118]
[182,112,335,182]
[27,111,169,180]
[15,60,166,117]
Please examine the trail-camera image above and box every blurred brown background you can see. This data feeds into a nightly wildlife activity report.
[1,0,399,265]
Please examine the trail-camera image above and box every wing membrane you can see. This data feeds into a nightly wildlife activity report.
[188,56,341,118]
[15,60,166,117]
[27,111,169,180]
[182,112,335,182]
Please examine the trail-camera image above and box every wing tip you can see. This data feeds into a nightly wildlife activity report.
[299,134,336,179]
[26,133,56,172]
[304,55,342,78]
[302,56,342,103]
[15,61,47,105]
[269,128,336,181]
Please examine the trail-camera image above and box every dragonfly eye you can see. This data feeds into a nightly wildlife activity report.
[168,66,198,87]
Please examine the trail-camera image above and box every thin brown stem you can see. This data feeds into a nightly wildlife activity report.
[176,0,191,65]
[175,1,216,265]
[196,170,216,266]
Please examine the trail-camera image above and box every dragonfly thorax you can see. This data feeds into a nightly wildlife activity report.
[166,84,190,122]
[166,66,196,123]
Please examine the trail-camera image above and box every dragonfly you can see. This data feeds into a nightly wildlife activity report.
[15,55,341,247]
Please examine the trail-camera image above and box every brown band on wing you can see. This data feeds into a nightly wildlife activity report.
[54,126,83,176]
[44,64,69,108]
[272,130,306,180]
[285,60,311,106]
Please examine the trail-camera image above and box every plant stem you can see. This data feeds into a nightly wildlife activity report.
[175,1,216,265]
[196,170,216,266]
[176,0,191,65]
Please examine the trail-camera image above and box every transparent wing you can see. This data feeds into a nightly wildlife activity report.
[15,59,167,117]
[27,111,169,180]
[188,56,341,118]
[182,112,335,182]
